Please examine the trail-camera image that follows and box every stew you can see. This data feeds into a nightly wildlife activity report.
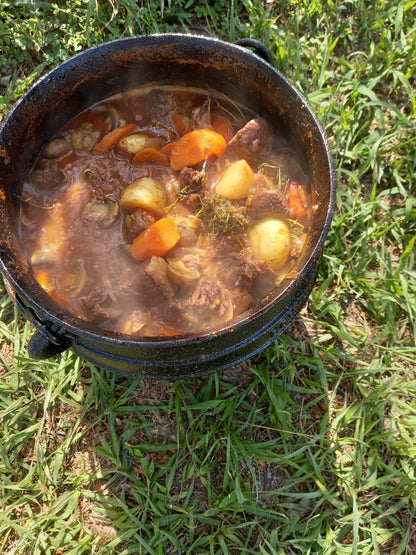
[18,85,312,336]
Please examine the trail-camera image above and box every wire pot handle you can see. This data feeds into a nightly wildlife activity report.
[234,38,273,64]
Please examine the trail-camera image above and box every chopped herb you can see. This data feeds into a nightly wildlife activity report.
[197,194,249,238]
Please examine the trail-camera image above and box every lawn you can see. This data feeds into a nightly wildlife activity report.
[0,0,415,553]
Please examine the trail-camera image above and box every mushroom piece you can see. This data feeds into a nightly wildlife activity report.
[57,261,87,298]
[118,309,147,335]
[174,215,201,247]
[30,247,57,266]
[82,196,119,227]
[167,258,201,286]
[177,222,199,247]
[91,104,125,131]
[104,105,125,130]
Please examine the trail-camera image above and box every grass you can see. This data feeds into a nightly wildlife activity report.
[1,0,416,553]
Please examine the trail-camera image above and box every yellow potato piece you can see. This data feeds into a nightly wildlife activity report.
[249,218,291,270]
[215,159,255,200]
[120,178,167,215]
[116,133,161,157]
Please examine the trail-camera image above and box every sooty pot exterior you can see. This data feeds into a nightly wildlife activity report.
[0,34,335,379]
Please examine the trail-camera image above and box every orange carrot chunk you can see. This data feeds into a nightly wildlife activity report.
[130,217,180,260]
[93,123,135,154]
[288,180,308,219]
[160,142,176,157]
[170,129,226,171]
[132,147,170,166]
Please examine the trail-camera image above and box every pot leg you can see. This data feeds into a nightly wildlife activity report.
[28,330,73,359]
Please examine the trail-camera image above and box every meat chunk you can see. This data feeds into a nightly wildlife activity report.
[212,235,243,257]
[179,167,207,194]
[117,265,166,307]
[221,252,258,291]
[248,189,289,219]
[191,276,230,317]
[177,167,207,209]
[123,208,156,242]
[220,252,269,291]
[147,89,177,126]
[31,168,64,190]
[80,287,121,324]
[163,298,199,331]
[66,123,100,151]
[163,275,232,332]
[225,117,273,159]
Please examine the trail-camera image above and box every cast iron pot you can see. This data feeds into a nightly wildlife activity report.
[0,34,335,379]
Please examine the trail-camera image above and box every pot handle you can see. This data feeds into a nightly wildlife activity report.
[234,38,273,64]
[15,294,73,359]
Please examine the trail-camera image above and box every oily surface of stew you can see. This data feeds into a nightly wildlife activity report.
[19,85,311,336]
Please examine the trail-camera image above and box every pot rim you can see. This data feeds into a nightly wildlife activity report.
[0,33,336,347]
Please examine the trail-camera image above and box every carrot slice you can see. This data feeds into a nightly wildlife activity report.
[130,217,180,260]
[160,142,176,157]
[212,114,234,142]
[132,147,170,166]
[93,123,135,154]
[170,129,226,171]
[288,180,308,219]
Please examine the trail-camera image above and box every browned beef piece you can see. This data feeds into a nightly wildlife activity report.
[145,256,177,298]
[117,265,166,307]
[248,189,289,219]
[220,252,269,292]
[178,167,207,209]
[181,192,202,211]
[221,252,257,291]
[225,117,273,159]
[164,275,231,332]
[67,123,100,151]
[179,167,207,194]
[147,89,177,125]
[80,287,121,324]
[191,276,229,317]
[123,208,156,242]
[212,234,243,257]
[81,257,176,323]
[163,298,199,331]
[31,168,64,190]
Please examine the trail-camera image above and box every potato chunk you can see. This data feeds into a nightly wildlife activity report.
[249,218,290,270]
[215,159,255,200]
[116,133,161,157]
[120,178,167,215]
